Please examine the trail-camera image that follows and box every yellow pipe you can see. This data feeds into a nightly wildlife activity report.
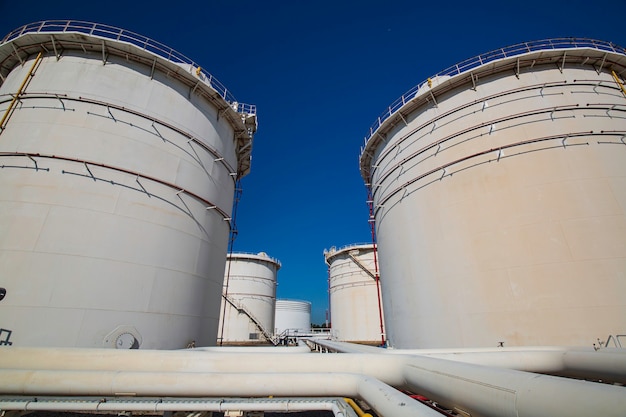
[344,397,373,417]
[0,51,42,130]
[612,70,626,97]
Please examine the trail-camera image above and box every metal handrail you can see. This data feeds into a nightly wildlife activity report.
[362,37,626,147]
[324,243,375,256]
[227,251,281,266]
[222,294,278,345]
[1,20,255,116]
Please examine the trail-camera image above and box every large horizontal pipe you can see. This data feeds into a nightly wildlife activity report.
[0,370,440,417]
[192,344,311,353]
[0,348,406,385]
[307,339,381,354]
[422,348,626,383]
[194,339,311,353]
[1,347,624,417]
[0,397,349,416]
[401,354,626,417]
[310,339,626,383]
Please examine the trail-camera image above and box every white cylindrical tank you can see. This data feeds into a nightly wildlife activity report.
[0,21,256,349]
[359,39,626,349]
[324,244,383,344]
[217,252,280,344]
[274,299,311,336]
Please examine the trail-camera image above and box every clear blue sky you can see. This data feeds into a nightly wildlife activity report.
[1,1,624,324]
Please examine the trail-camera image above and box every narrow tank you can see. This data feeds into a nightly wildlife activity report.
[0,21,256,349]
[217,252,280,345]
[359,39,626,349]
[274,299,311,336]
[324,244,383,345]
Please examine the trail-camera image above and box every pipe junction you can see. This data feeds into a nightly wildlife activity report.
[0,343,624,417]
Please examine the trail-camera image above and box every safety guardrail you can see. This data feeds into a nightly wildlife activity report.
[363,37,626,146]
[324,243,374,256]
[227,251,281,266]
[1,20,255,116]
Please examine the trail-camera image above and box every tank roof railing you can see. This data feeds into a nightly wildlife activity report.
[324,243,375,257]
[1,20,255,116]
[276,298,312,305]
[361,37,626,153]
[228,251,281,267]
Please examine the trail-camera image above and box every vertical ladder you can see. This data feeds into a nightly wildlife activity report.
[366,184,386,347]
[0,52,42,132]
[218,178,243,346]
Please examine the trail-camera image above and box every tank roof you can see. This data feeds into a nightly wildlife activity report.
[359,38,626,181]
[324,243,375,263]
[227,251,281,268]
[276,299,311,305]
[0,20,257,177]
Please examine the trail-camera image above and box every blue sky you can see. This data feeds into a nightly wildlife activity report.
[1,1,624,324]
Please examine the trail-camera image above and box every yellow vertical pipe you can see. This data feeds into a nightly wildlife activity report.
[0,51,42,130]
[612,70,626,97]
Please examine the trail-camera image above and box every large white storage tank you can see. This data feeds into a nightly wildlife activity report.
[274,299,311,336]
[360,39,626,349]
[217,252,280,344]
[324,244,383,345]
[0,21,256,349]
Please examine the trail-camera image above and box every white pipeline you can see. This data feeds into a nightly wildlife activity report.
[311,339,626,383]
[0,348,406,385]
[401,353,626,417]
[422,348,626,383]
[1,346,624,417]
[0,370,440,417]
[193,341,311,353]
[0,398,348,416]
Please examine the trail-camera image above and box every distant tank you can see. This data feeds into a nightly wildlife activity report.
[360,38,626,349]
[217,252,280,345]
[274,299,311,337]
[0,21,256,349]
[324,244,384,345]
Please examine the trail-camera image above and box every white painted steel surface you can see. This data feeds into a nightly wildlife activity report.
[1,346,625,417]
[275,299,311,335]
[218,252,280,343]
[310,339,626,384]
[359,40,626,349]
[0,22,257,349]
[325,244,382,343]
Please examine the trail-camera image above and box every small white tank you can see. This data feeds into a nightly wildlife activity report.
[324,244,383,344]
[217,252,280,344]
[274,299,311,336]
[0,21,256,349]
